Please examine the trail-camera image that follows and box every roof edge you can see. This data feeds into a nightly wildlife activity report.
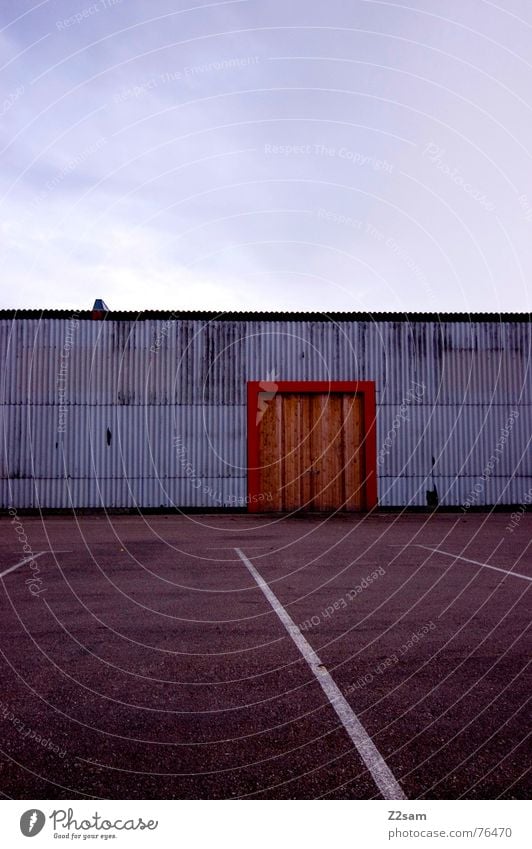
[0,309,530,322]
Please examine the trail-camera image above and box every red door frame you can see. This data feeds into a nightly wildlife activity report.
[247,380,377,512]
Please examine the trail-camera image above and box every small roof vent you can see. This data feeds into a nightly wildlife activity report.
[91,299,109,320]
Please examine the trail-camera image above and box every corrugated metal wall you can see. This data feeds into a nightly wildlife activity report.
[1,317,530,508]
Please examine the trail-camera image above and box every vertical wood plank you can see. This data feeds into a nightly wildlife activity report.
[300,394,313,510]
[257,391,282,511]
[343,394,364,510]
[281,393,302,511]
[313,393,344,510]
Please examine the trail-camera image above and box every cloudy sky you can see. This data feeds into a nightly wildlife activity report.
[1,0,531,312]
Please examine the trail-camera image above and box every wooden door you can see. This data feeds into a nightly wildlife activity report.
[256,392,365,512]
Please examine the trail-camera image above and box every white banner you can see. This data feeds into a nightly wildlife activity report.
[2,800,529,848]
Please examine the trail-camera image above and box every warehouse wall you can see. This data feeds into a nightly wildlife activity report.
[1,317,530,509]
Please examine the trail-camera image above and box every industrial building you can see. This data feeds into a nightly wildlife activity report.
[1,309,530,511]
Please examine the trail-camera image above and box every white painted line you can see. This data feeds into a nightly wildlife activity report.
[0,552,47,579]
[416,545,532,583]
[0,549,72,580]
[235,547,406,801]
[204,546,276,551]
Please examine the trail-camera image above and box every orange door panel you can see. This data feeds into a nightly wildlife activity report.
[255,390,365,512]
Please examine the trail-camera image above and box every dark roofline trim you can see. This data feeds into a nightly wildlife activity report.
[0,309,530,323]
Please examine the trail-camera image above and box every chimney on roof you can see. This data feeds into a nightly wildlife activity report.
[91,298,109,320]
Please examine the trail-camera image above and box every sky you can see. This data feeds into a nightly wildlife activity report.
[1,0,531,313]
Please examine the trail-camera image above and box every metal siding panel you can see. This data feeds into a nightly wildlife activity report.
[0,318,530,508]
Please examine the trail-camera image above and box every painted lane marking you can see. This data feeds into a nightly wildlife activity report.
[235,547,406,800]
[415,545,532,583]
[0,552,47,579]
[0,550,73,579]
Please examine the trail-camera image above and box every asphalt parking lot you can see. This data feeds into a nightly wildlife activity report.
[0,511,529,800]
